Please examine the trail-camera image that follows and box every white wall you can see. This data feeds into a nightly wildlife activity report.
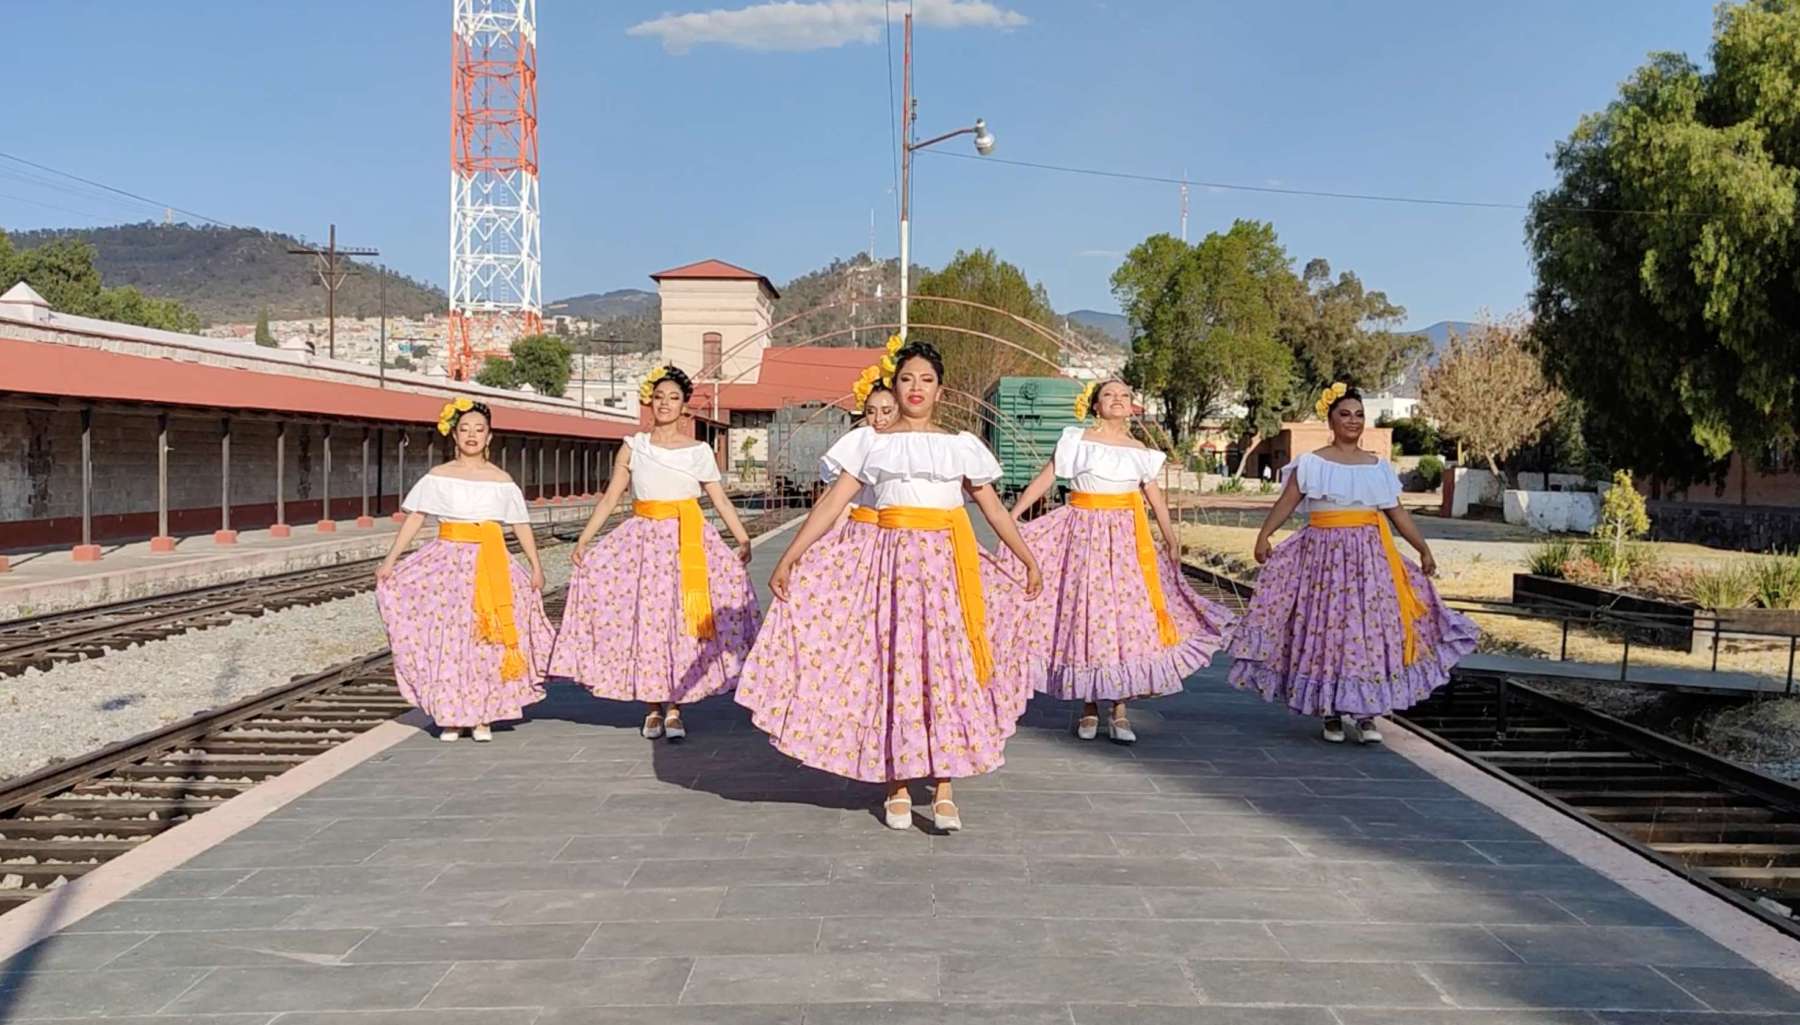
[1450,467,1504,517]
[1504,490,1603,533]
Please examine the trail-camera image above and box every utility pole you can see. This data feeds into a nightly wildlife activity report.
[287,224,378,361]
[378,263,388,387]
[1180,169,1190,243]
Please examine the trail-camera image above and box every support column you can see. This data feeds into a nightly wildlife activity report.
[214,417,238,544]
[392,431,409,522]
[270,421,292,538]
[149,411,176,552]
[316,423,337,532]
[356,428,374,527]
[72,407,101,561]
[534,441,546,505]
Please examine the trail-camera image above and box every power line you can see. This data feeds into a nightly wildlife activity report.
[0,191,116,223]
[0,151,236,228]
[926,150,1682,217]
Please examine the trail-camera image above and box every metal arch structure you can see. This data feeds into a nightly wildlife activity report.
[448,0,542,381]
[687,293,1119,416]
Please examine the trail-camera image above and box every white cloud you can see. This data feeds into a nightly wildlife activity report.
[628,0,1028,55]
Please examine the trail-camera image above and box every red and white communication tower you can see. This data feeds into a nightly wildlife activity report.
[448,0,541,380]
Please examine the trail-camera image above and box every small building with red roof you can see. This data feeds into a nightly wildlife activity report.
[650,259,874,474]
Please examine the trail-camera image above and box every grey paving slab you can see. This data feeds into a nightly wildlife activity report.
[0,969,212,1019]
[1187,959,1445,1007]
[163,964,453,1014]
[269,1012,538,1025]
[0,932,151,972]
[580,917,820,957]
[223,866,434,899]
[105,928,371,968]
[1486,925,1750,968]
[535,1008,802,1025]
[1648,966,1800,1013]
[1266,922,1521,963]
[718,882,929,919]
[1421,963,1707,1011]
[184,840,388,870]
[494,886,726,924]
[62,897,307,933]
[940,953,1196,1004]
[273,893,511,930]
[681,953,938,1004]
[424,956,693,1008]
[343,923,595,963]
[809,1004,1077,1025]
[1071,1009,1338,1025]
[128,868,258,899]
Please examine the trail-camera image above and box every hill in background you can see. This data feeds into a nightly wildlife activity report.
[7,223,445,325]
[1066,309,1129,345]
[1386,320,1475,398]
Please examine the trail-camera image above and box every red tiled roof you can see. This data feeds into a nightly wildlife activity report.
[688,346,875,414]
[0,336,634,441]
[649,259,780,298]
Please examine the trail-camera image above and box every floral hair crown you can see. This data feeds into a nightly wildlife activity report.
[1072,380,1102,421]
[436,395,482,436]
[638,365,671,405]
[852,335,905,413]
[1313,381,1350,421]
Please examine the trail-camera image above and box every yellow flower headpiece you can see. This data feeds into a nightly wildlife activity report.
[885,334,904,357]
[1313,381,1350,421]
[436,395,476,435]
[1073,380,1098,421]
[638,365,670,406]
[852,363,888,413]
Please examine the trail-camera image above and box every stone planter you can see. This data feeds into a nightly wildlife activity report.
[1511,573,1695,650]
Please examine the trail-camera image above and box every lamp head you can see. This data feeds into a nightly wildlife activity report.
[973,118,995,156]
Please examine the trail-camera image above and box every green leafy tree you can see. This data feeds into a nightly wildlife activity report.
[907,249,1061,429]
[476,356,520,390]
[254,307,275,347]
[1282,258,1424,403]
[1111,222,1296,448]
[509,334,574,398]
[0,229,201,333]
[1528,0,1800,486]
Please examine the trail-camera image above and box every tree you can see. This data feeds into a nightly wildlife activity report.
[0,229,201,333]
[476,356,520,390]
[1420,315,1564,483]
[254,308,275,347]
[1527,1,1800,487]
[1597,469,1651,586]
[1281,258,1425,403]
[1111,223,1296,448]
[509,334,574,398]
[907,249,1061,429]
[738,434,759,481]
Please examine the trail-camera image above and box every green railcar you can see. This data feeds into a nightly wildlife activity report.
[981,376,1086,494]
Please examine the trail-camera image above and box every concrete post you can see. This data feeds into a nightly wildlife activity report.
[356,428,374,527]
[150,412,176,552]
[271,421,292,538]
[214,417,238,544]
[73,407,101,561]
[316,423,337,532]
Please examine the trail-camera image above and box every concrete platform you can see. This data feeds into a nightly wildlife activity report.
[1460,651,1795,697]
[1,523,1798,1021]
[0,500,604,621]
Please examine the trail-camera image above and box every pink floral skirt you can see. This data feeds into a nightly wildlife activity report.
[375,539,552,728]
[549,515,762,703]
[737,521,1030,783]
[991,504,1236,701]
[1227,524,1479,716]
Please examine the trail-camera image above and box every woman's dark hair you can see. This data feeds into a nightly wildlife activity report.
[653,364,694,401]
[1327,386,1364,417]
[891,340,945,381]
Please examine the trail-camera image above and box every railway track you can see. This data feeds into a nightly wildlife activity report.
[0,530,573,678]
[1395,675,1800,940]
[0,593,567,917]
[1181,558,1800,937]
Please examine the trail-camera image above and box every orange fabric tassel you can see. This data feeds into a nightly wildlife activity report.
[634,499,715,639]
[436,520,526,680]
[875,505,993,685]
[1307,509,1426,666]
[1069,490,1180,647]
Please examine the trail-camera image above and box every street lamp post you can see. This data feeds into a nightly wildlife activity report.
[897,11,995,341]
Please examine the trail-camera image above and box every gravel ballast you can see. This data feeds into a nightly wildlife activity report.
[0,548,577,783]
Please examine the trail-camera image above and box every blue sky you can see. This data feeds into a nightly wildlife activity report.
[0,1,1716,326]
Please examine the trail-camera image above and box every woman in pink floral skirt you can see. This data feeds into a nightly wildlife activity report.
[375,398,554,743]
[550,365,760,741]
[991,379,1236,744]
[1227,384,1479,743]
[738,341,1044,832]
